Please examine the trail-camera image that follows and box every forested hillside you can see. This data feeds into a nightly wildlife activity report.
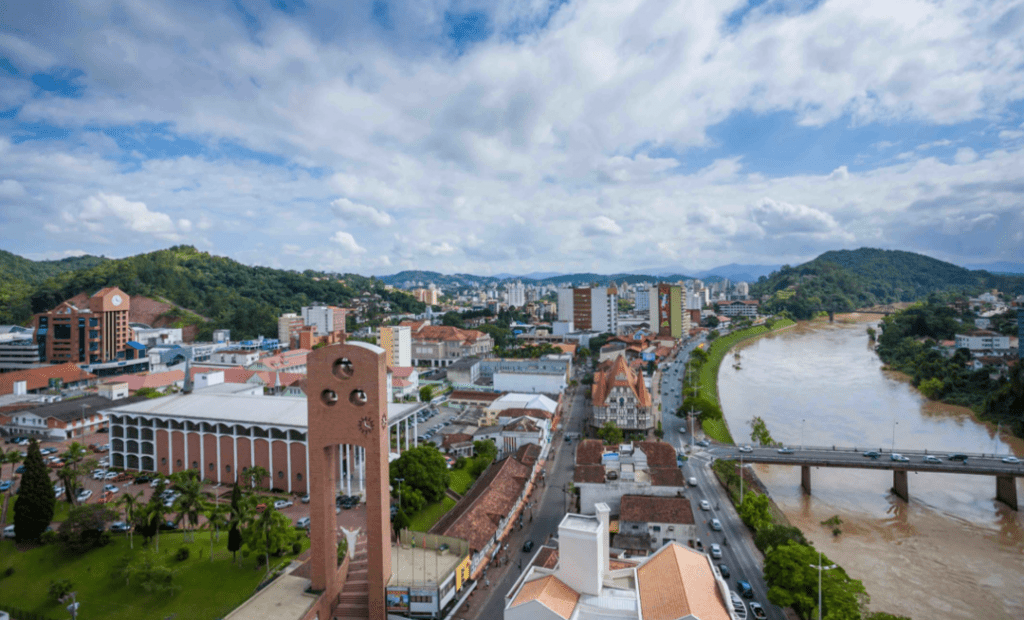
[752,248,1024,319]
[0,250,109,327]
[0,246,424,340]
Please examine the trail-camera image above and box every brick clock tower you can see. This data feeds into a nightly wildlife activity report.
[307,342,391,620]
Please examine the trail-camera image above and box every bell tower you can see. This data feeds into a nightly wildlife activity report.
[307,342,391,620]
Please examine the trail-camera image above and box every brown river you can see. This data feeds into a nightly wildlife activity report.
[718,316,1024,620]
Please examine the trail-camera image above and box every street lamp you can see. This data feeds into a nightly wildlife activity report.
[809,551,837,620]
[891,417,898,453]
[800,418,806,452]
[395,477,404,584]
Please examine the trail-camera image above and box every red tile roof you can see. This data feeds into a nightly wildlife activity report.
[0,364,96,396]
[515,443,541,467]
[620,495,694,525]
[636,441,678,468]
[591,355,652,408]
[110,370,184,391]
[406,323,490,345]
[533,546,559,569]
[500,408,553,420]
[575,439,605,465]
[449,390,503,403]
[574,465,606,484]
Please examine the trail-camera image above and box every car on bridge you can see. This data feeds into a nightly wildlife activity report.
[777,447,794,454]
[948,453,968,462]
[738,445,753,453]
[863,450,881,459]
[922,455,942,463]
[890,453,910,462]
[1002,456,1021,464]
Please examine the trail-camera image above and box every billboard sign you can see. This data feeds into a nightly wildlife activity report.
[386,588,409,611]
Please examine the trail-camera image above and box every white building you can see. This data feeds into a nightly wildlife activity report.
[506,281,526,308]
[504,506,735,620]
[719,300,759,317]
[301,305,346,336]
[556,287,574,322]
[615,494,698,553]
[955,330,1011,353]
[130,326,183,347]
[277,313,305,345]
[205,349,262,367]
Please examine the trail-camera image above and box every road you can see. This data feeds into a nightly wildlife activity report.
[686,448,786,620]
[470,381,587,619]
[657,335,706,452]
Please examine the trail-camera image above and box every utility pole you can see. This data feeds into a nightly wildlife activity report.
[739,452,744,505]
[810,551,837,620]
[395,477,404,584]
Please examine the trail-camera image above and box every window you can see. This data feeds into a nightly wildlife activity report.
[278,471,284,479]
[192,461,198,469]
[296,473,302,481]
[225,464,231,472]
[209,463,215,471]
[162,457,167,465]
[176,459,182,468]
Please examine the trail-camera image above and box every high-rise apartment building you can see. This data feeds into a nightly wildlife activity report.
[301,305,347,336]
[412,288,440,305]
[32,287,132,365]
[648,284,688,339]
[556,287,574,322]
[277,313,305,345]
[570,286,618,333]
[378,325,411,367]
[505,281,526,308]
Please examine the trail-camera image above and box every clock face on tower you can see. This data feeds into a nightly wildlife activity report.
[359,416,374,435]
[111,294,123,307]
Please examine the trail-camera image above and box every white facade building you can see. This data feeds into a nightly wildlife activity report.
[506,281,526,308]
[955,330,1011,352]
[556,287,574,322]
[301,305,345,336]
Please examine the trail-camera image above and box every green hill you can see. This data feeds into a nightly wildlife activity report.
[0,250,109,327]
[0,246,424,340]
[751,248,1024,319]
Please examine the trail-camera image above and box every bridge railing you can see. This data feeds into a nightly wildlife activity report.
[726,444,1015,460]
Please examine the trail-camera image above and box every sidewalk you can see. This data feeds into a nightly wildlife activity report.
[222,560,318,620]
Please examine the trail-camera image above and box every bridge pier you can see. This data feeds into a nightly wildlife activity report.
[996,476,1018,511]
[801,466,811,495]
[892,470,908,502]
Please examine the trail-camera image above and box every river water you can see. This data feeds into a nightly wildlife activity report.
[718,316,1024,620]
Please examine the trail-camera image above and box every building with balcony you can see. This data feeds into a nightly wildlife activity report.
[591,356,653,432]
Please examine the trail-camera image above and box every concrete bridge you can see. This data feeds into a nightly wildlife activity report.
[709,445,1023,510]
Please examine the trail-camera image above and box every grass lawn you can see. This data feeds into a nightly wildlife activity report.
[5,497,73,524]
[0,529,310,619]
[447,466,476,495]
[407,497,455,532]
[702,417,735,445]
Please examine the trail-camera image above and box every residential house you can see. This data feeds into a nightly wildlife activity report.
[614,495,697,554]
[574,440,686,514]
[591,356,654,432]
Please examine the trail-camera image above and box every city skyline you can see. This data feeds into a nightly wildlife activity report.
[2,1,1023,275]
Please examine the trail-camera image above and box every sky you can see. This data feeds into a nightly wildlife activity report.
[1,0,1024,276]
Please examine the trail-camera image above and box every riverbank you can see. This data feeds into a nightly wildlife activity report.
[695,318,796,444]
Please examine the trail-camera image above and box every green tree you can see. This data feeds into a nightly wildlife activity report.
[2,448,23,488]
[704,315,720,328]
[204,501,228,561]
[170,470,207,542]
[116,490,144,549]
[764,542,865,620]
[749,416,778,446]
[227,482,249,564]
[917,377,944,399]
[241,465,270,490]
[419,385,434,403]
[137,481,169,552]
[469,440,498,476]
[13,439,55,542]
[597,421,624,445]
[57,503,117,553]
[390,445,450,504]
[56,441,95,506]
[737,492,773,532]
[754,524,808,555]
[243,505,297,578]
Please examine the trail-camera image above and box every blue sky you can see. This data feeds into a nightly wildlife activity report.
[1,0,1023,275]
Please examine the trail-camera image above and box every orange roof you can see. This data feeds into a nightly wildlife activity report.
[407,323,489,345]
[112,370,184,391]
[550,343,577,355]
[510,575,579,620]
[591,356,651,408]
[0,363,96,396]
[637,543,731,620]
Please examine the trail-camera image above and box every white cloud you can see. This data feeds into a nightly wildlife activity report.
[954,147,979,164]
[0,179,26,199]
[998,130,1024,141]
[828,166,850,181]
[581,216,623,236]
[749,198,841,235]
[75,193,183,240]
[330,198,394,227]
[330,231,366,254]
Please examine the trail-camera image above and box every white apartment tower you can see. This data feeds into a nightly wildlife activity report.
[378,325,412,368]
[506,281,526,308]
[301,305,346,336]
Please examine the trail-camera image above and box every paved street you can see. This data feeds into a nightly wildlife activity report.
[463,382,586,620]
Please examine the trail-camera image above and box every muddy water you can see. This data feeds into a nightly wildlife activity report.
[718,316,1024,620]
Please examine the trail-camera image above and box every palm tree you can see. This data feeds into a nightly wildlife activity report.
[2,448,22,481]
[242,466,270,491]
[170,471,206,543]
[116,490,144,550]
[142,495,168,553]
[56,463,82,506]
[203,502,228,562]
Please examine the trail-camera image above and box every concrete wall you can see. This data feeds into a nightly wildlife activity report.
[493,372,566,394]
[577,482,686,515]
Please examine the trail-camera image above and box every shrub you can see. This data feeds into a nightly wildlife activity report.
[2,566,14,578]
[337,537,348,565]
[291,542,302,555]
[49,578,74,602]
[175,546,190,561]
[40,530,59,545]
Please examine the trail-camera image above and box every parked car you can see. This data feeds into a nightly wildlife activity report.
[922,455,942,463]
[150,478,163,487]
[749,601,767,619]
[296,517,311,529]
[92,470,107,480]
[863,451,881,459]
[103,471,118,480]
[710,519,722,531]
[0,481,10,492]
[103,484,119,494]
[3,525,15,539]
[110,521,131,532]
[718,563,730,578]
[710,543,722,559]
[301,494,310,504]
[159,521,177,531]
[522,540,534,552]
[77,489,93,501]
[274,499,294,510]
[14,466,24,474]
[53,485,65,498]
[890,453,910,462]
[135,475,151,484]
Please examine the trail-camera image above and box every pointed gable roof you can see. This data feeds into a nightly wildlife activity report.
[591,355,651,408]
[637,542,731,620]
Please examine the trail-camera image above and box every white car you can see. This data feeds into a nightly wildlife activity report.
[1002,456,1021,464]
[700,500,711,511]
[710,518,722,531]
[3,524,15,539]
[274,499,294,510]
[103,484,119,494]
[710,543,722,559]
[738,445,753,453]
[104,471,119,480]
[92,470,107,480]
[150,478,163,487]
[77,489,93,501]
[54,486,65,498]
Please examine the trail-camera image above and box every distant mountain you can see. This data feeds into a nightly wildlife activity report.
[694,263,782,282]
[751,247,1024,320]
[963,261,1024,275]
[490,271,564,280]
